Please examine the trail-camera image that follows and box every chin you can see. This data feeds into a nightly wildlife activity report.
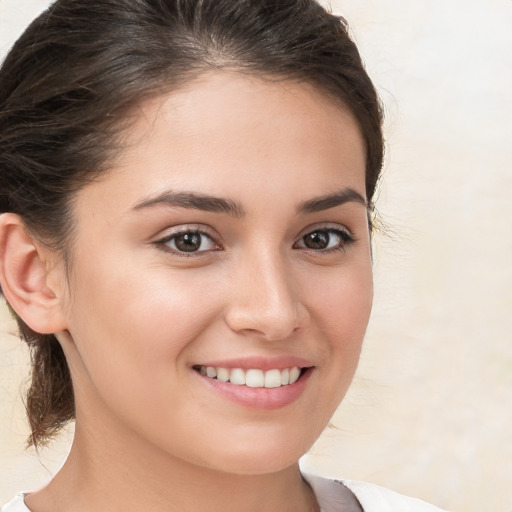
[190,428,317,476]
[203,452,301,476]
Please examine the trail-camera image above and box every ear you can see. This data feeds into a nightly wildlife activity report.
[0,213,67,334]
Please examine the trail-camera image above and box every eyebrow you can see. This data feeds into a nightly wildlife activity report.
[296,188,367,214]
[133,191,246,218]
[132,187,366,217]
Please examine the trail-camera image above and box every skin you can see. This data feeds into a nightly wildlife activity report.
[15,72,371,512]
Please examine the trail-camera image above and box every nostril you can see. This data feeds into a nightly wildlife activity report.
[223,266,309,340]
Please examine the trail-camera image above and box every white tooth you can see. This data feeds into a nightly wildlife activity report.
[264,369,282,388]
[281,368,290,385]
[230,368,246,385]
[199,366,207,376]
[217,367,229,382]
[206,366,217,378]
[245,369,264,388]
[289,367,301,384]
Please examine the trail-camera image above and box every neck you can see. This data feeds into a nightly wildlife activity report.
[25,422,318,512]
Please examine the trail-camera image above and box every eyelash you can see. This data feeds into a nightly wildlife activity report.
[293,226,356,254]
[154,228,220,257]
[154,225,355,257]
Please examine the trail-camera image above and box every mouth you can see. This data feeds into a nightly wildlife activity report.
[192,365,307,389]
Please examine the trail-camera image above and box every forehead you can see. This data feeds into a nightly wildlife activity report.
[76,71,366,218]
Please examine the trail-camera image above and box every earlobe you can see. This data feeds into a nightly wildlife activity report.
[0,213,67,334]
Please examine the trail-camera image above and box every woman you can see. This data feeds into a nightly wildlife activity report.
[0,1,445,511]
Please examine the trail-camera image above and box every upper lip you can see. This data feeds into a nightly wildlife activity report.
[193,355,314,371]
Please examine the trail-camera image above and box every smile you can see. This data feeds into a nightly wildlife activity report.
[194,365,302,388]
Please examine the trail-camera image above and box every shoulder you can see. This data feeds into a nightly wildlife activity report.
[303,474,447,512]
[1,494,30,512]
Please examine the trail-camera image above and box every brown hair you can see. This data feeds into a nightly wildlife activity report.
[0,0,384,447]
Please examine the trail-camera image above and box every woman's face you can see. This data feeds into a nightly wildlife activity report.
[57,72,372,474]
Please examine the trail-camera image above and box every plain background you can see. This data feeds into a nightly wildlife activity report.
[1,1,511,511]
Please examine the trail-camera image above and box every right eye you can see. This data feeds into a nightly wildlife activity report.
[293,226,355,253]
[155,229,220,255]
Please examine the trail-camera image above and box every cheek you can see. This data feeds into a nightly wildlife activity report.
[64,256,224,406]
[306,258,373,401]
[75,254,221,338]
[311,258,373,341]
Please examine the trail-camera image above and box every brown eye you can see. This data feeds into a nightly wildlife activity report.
[295,228,354,252]
[174,232,202,252]
[303,231,330,250]
[159,230,218,254]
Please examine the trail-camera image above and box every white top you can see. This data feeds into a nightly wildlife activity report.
[1,475,445,512]
[305,474,445,512]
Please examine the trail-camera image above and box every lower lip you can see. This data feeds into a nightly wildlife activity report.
[194,368,313,410]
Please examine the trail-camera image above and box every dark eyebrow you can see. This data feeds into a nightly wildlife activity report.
[132,191,246,218]
[297,188,367,214]
[132,187,365,218]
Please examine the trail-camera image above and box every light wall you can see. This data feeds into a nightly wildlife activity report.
[1,1,511,511]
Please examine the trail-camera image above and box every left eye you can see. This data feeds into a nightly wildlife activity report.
[159,230,218,253]
[294,228,353,251]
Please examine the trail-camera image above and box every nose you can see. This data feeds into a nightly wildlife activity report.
[224,248,309,341]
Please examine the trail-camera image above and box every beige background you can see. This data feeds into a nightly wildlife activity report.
[1,1,511,511]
